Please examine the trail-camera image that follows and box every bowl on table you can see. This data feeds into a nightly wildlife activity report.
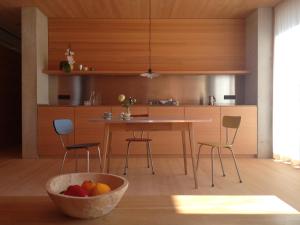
[46,173,129,219]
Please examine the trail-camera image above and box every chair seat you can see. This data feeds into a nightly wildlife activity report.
[126,138,152,142]
[66,142,100,150]
[198,142,232,148]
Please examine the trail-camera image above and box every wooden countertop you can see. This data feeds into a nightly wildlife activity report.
[0,196,298,225]
[38,104,257,108]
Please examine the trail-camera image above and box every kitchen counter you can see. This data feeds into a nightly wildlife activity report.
[37,104,257,107]
[37,105,257,157]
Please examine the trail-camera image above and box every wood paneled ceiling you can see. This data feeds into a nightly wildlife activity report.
[0,0,282,36]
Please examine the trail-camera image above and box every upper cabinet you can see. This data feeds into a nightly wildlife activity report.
[47,18,246,75]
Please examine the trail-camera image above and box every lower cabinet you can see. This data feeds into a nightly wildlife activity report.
[148,106,185,155]
[184,106,221,155]
[38,106,74,157]
[37,105,257,157]
[74,106,111,146]
[110,106,148,155]
[220,106,257,155]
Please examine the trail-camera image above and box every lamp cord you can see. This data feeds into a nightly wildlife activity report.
[148,0,152,73]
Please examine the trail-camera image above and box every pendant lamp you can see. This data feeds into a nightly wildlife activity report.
[140,0,159,79]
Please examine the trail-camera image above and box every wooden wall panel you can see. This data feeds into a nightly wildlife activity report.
[184,106,221,154]
[111,106,149,155]
[48,19,149,71]
[148,106,185,155]
[37,106,74,157]
[220,106,257,155]
[48,18,245,73]
[152,19,245,71]
[74,106,111,145]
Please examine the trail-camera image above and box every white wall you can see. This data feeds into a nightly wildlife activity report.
[257,8,273,158]
[245,8,273,158]
[22,7,48,158]
[36,9,49,104]
[245,10,258,105]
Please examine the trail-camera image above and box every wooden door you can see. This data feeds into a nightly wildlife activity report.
[220,106,257,156]
[37,106,74,157]
[184,106,221,155]
[111,106,148,155]
[148,106,185,155]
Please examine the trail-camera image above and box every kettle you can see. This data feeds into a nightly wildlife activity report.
[208,96,216,106]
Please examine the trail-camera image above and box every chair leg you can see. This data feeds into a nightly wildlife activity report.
[75,151,78,172]
[229,148,242,183]
[217,147,226,177]
[211,146,215,187]
[196,144,203,170]
[60,151,68,174]
[123,141,131,175]
[97,145,102,171]
[107,145,111,173]
[87,150,90,172]
[146,142,150,168]
[147,141,155,175]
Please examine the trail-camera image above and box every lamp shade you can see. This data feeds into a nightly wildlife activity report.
[140,69,160,79]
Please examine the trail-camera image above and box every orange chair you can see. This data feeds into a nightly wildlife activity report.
[196,116,243,187]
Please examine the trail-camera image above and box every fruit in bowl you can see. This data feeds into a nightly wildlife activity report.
[61,180,112,197]
[46,173,128,219]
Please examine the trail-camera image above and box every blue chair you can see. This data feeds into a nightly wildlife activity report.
[53,119,102,173]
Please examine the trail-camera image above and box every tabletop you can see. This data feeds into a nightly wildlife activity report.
[0,196,299,225]
[90,117,212,124]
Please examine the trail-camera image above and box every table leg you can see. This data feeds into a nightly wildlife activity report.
[107,131,112,173]
[188,123,199,189]
[102,124,110,173]
[181,130,188,175]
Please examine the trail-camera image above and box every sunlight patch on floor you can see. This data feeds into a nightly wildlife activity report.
[171,195,299,214]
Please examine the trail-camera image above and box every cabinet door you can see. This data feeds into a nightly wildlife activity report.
[74,106,111,146]
[38,106,74,157]
[111,106,148,155]
[220,106,257,156]
[185,106,221,154]
[148,106,185,155]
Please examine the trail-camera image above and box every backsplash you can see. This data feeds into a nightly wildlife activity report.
[49,75,245,106]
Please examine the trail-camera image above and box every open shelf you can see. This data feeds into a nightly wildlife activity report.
[43,69,250,76]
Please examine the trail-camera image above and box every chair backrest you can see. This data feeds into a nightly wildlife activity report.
[53,119,73,149]
[222,116,241,145]
[53,119,73,135]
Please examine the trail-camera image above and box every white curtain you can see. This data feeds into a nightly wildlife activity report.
[273,0,300,167]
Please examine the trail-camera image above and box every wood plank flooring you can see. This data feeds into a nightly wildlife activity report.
[0,157,300,212]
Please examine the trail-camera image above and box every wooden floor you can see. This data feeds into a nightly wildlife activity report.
[0,156,300,212]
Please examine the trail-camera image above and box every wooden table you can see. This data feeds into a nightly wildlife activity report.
[92,117,212,189]
[1,196,299,225]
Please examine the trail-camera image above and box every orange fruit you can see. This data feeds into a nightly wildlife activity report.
[81,180,96,195]
[90,183,111,196]
[118,94,126,102]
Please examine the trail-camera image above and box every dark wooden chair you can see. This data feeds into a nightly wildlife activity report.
[123,114,155,175]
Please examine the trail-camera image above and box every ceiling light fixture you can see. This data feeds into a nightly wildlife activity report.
[140,0,159,79]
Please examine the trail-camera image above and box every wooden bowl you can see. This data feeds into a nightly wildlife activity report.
[46,173,129,219]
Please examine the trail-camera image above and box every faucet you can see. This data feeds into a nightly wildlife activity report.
[89,91,96,105]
